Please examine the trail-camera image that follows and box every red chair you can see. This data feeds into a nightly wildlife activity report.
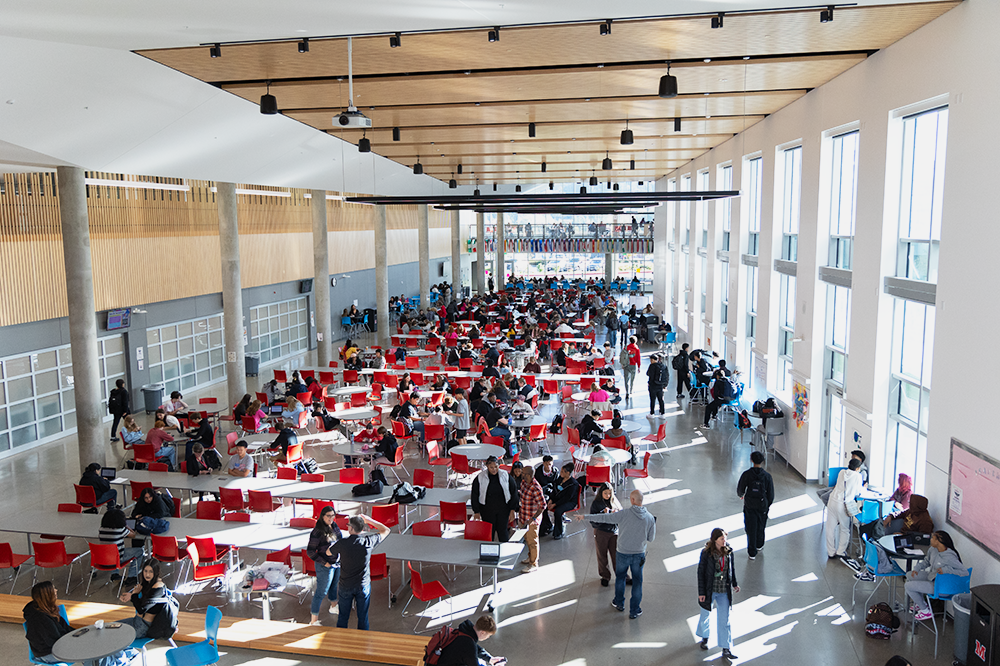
[423,423,445,445]
[300,370,315,381]
[199,397,218,405]
[148,462,169,472]
[150,534,188,582]
[187,536,232,565]
[312,500,336,519]
[625,452,652,479]
[427,440,451,472]
[454,376,472,390]
[339,468,364,485]
[343,370,360,384]
[542,379,559,396]
[240,415,258,434]
[371,503,400,533]
[133,444,156,468]
[196,501,223,521]
[405,357,420,370]
[449,453,473,487]
[301,473,324,483]
[463,520,493,541]
[403,562,450,632]
[184,541,229,609]
[370,552,392,608]
[369,383,384,402]
[85,543,137,596]
[274,370,288,383]
[218,487,246,513]
[170,496,182,518]
[480,433,504,448]
[413,468,435,489]
[226,431,240,455]
[603,437,628,450]
[223,512,251,522]
[390,419,416,452]
[282,443,304,468]
[256,392,269,404]
[377,444,409,483]
[412,520,442,537]
[276,467,297,481]
[522,374,537,387]
[527,423,549,455]
[410,372,425,386]
[439,501,467,529]
[31,541,85,593]
[567,427,581,447]
[458,358,474,370]
[130,480,154,502]
[319,371,336,385]
[585,464,611,497]
[350,392,368,408]
[265,545,292,567]
[289,517,315,529]
[247,490,283,523]
[0,542,31,593]
[643,423,667,449]
[74,484,114,511]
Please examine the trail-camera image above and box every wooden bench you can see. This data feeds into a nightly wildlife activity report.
[0,594,428,666]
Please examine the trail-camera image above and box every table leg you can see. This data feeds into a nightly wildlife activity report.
[261,592,271,621]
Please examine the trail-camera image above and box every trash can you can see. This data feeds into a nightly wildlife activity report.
[365,308,377,333]
[141,384,164,414]
[954,592,972,665]
[245,353,260,377]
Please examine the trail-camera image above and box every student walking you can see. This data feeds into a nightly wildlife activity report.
[737,451,774,560]
[696,528,740,660]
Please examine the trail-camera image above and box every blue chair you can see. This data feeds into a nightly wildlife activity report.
[851,533,905,611]
[340,315,355,337]
[25,605,73,666]
[914,567,972,657]
[165,605,221,666]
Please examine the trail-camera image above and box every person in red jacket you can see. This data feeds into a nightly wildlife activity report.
[624,336,642,399]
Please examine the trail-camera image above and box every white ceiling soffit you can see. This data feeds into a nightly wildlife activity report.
[0,0,956,49]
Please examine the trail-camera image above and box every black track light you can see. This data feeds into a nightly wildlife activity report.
[614,183,620,191]
[621,128,634,145]
[639,181,644,186]
[602,153,612,170]
[392,127,401,142]
[630,159,635,170]
[413,160,423,175]
[516,184,522,192]
[589,175,598,186]
[488,27,500,42]
[474,187,481,196]
[600,20,612,36]
[389,32,401,48]
[260,82,278,115]
[528,123,536,138]
[658,63,678,98]
[457,164,463,174]
[580,186,587,194]
[493,183,498,191]
[358,134,371,153]
[298,38,309,53]
[541,162,547,173]
[820,5,834,22]
[549,182,554,190]
[712,13,724,29]
[209,43,221,58]
[607,181,612,188]
[674,117,682,132]
[449,178,457,189]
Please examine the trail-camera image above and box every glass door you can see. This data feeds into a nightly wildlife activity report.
[821,383,846,483]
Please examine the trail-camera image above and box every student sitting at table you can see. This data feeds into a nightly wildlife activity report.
[121,414,144,448]
[498,359,513,378]
[305,376,324,404]
[553,343,569,373]
[510,394,535,420]
[605,417,635,463]
[285,371,307,398]
[161,391,188,422]
[371,349,386,370]
[262,379,281,405]
[354,422,379,444]
[431,375,450,393]
[397,372,414,394]
[233,393,253,422]
[400,393,428,441]
[578,410,605,445]
[247,400,269,433]
[371,427,400,463]
[185,412,215,458]
[280,397,305,426]
[904,530,968,622]
[79,462,118,511]
[523,355,542,374]
[119,560,176,641]
[884,493,934,535]
[186,443,213,477]
[145,420,177,470]
[482,359,501,380]
[100,507,145,585]
[588,384,611,413]
[226,440,254,477]
[130,488,171,546]
[268,428,299,465]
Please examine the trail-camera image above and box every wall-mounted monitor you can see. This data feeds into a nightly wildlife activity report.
[300,279,313,293]
[107,308,131,330]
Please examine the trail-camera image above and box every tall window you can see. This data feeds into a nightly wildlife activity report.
[777,274,796,394]
[147,315,226,394]
[825,284,851,386]
[896,107,948,282]
[745,157,762,256]
[746,265,758,341]
[681,175,691,246]
[718,165,732,251]
[828,131,859,270]
[781,146,802,262]
[250,297,309,364]
[720,261,729,326]
[681,176,691,312]
[698,170,710,248]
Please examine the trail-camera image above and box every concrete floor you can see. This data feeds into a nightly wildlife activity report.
[0,333,956,666]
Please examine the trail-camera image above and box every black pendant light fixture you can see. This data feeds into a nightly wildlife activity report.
[298,38,310,53]
[580,186,587,194]
[630,159,635,170]
[658,62,678,98]
[613,183,619,191]
[620,119,634,145]
[457,164,463,175]
[259,81,278,115]
[589,171,598,186]
[528,123,536,137]
[449,174,457,189]
[541,162,547,173]
[493,183,498,191]
[209,43,221,58]
[602,152,613,170]
[674,117,682,132]
[413,158,423,175]
[549,182,554,190]
[358,132,371,152]
[392,127,401,142]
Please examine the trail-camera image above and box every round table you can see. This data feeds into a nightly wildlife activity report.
[52,623,136,663]
[331,442,381,459]
[572,447,631,465]
[597,419,643,433]
[450,443,505,460]
[510,415,547,429]
[329,386,370,397]
[335,407,380,421]
[570,392,591,402]
[572,322,588,328]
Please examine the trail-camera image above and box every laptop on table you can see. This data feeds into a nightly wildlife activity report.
[478,543,500,565]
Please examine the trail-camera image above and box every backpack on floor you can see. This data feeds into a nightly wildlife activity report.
[864,602,899,639]
[295,457,319,475]
[737,410,752,430]
[549,413,564,435]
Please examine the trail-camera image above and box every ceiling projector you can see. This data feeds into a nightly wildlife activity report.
[334,106,372,129]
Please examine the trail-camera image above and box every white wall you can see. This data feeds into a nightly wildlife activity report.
[656,0,1000,581]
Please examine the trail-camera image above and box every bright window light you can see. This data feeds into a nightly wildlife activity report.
[672,495,818,548]
[496,599,577,629]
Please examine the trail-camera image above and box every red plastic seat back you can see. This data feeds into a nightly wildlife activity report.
[248,490,277,513]
[371,503,399,528]
[413,520,442,537]
[440,501,467,525]
[413,468,435,488]
[196,501,223,521]
[339,468,364,484]
[450,453,471,475]
[586,464,611,485]
[463,520,493,541]
[276,467,297,480]
[32,541,70,568]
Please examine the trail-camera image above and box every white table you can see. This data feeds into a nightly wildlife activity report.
[329,386,370,397]
[52,623,135,663]
[509,415,547,429]
[334,407,379,421]
[408,350,436,358]
[572,446,632,487]
[449,443,505,461]
[597,419,643,433]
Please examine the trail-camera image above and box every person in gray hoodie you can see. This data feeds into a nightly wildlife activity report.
[578,489,656,619]
[904,530,968,621]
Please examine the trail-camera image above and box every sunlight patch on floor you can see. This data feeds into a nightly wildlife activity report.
[672,495,819,548]
[496,599,577,628]
[792,572,819,582]
[612,641,668,648]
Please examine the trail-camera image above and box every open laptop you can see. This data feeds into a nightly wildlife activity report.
[478,543,500,565]
[125,519,136,531]
[893,535,913,552]
[270,405,284,415]
[100,467,117,480]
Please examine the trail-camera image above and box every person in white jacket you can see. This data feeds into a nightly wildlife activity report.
[905,530,968,621]
[826,458,863,560]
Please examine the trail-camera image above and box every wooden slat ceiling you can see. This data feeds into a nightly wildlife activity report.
[139,2,958,185]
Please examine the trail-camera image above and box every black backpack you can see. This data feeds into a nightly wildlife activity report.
[550,413,564,435]
[607,314,619,330]
[146,591,180,639]
[745,475,767,507]
[659,363,670,386]
[295,457,319,475]
[672,353,684,370]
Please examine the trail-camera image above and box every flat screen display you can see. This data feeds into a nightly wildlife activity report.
[107,308,130,330]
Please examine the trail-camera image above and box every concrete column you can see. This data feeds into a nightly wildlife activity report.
[375,205,390,350]
[605,252,614,283]
[57,166,105,470]
[476,211,486,295]
[217,182,247,407]
[496,212,505,287]
[451,210,461,298]
[418,204,430,311]
[312,189,332,366]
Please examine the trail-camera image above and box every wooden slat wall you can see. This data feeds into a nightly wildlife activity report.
[0,173,447,328]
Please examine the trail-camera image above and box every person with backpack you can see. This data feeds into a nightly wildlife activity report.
[108,378,131,443]
[118,559,177,640]
[605,308,619,348]
[426,614,504,666]
[623,335,641,400]
[736,451,774,560]
[673,343,691,400]
[703,370,736,427]
[645,353,668,416]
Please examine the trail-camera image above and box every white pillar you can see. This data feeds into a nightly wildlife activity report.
[57,166,105,470]
[476,211,486,295]
[375,205,390,349]
[496,212,505,288]
[605,252,614,284]
[312,189,332,366]
[451,210,461,298]
[418,204,430,311]
[217,182,247,407]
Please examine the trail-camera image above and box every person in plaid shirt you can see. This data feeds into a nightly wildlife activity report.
[517,463,547,573]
